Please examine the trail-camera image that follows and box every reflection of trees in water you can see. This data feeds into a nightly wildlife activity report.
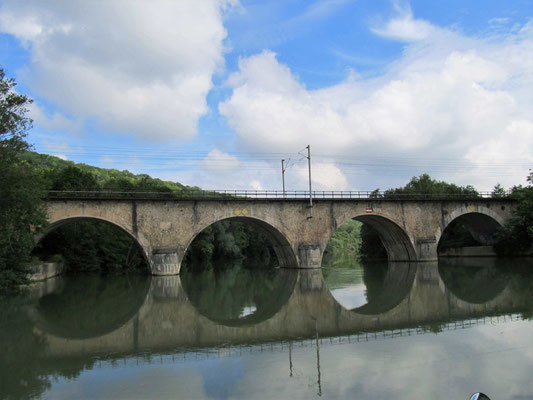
[497,259,533,319]
[1,291,125,399]
[36,274,150,339]
[1,275,149,400]
[361,261,388,304]
[0,294,50,399]
[181,260,296,326]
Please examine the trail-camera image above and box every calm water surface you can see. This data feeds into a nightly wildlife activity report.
[2,257,533,400]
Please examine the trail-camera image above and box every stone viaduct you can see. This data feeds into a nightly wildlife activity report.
[42,196,514,275]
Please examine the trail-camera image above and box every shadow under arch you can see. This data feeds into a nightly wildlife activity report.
[36,216,152,272]
[438,258,509,305]
[352,215,417,261]
[439,211,504,247]
[30,274,152,340]
[183,216,298,268]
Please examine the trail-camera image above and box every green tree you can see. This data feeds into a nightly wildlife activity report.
[183,220,275,270]
[495,179,533,255]
[491,183,507,198]
[47,165,101,191]
[0,68,47,290]
[384,173,478,198]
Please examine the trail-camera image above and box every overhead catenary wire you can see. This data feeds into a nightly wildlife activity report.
[32,143,531,181]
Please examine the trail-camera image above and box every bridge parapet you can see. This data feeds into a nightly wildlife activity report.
[46,189,509,201]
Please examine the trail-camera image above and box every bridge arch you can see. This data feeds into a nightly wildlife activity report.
[333,214,417,261]
[183,216,299,269]
[37,216,152,271]
[439,205,506,248]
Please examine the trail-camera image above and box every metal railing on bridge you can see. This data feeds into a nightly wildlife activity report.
[46,189,509,201]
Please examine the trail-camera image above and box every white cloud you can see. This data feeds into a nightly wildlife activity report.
[371,2,436,42]
[199,149,240,171]
[489,17,511,26]
[163,156,278,191]
[41,140,77,159]
[219,18,533,189]
[0,0,235,139]
[250,180,263,191]
[100,156,114,167]
[296,162,348,190]
[28,103,83,135]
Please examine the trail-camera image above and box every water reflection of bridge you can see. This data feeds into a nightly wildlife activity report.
[82,313,524,364]
[29,259,532,360]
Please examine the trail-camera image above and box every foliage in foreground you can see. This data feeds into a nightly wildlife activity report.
[0,68,47,290]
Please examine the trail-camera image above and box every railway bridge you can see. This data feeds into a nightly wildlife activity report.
[42,191,515,275]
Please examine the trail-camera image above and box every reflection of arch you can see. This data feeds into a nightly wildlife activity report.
[323,262,417,316]
[38,216,151,269]
[438,258,509,304]
[181,267,298,327]
[31,274,151,339]
[440,209,504,246]
[355,262,417,315]
[184,216,298,268]
[351,215,417,261]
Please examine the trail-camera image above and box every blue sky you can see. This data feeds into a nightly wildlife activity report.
[1,0,532,191]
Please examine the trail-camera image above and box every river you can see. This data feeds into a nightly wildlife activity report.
[1,257,533,399]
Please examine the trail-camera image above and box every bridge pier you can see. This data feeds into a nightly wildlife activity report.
[150,248,183,275]
[298,244,322,269]
[416,238,439,262]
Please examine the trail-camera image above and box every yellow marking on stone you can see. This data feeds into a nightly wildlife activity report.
[469,205,476,212]
[242,208,249,216]
[234,208,241,216]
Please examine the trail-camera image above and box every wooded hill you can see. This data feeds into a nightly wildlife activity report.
[20,151,199,193]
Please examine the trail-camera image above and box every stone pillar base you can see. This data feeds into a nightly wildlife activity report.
[416,238,438,262]
[151,249,181,275]
[298,244,322,269]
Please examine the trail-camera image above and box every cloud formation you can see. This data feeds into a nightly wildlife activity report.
[219,15,533,189]
[0,0,235,140]
[371,2,436,41]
